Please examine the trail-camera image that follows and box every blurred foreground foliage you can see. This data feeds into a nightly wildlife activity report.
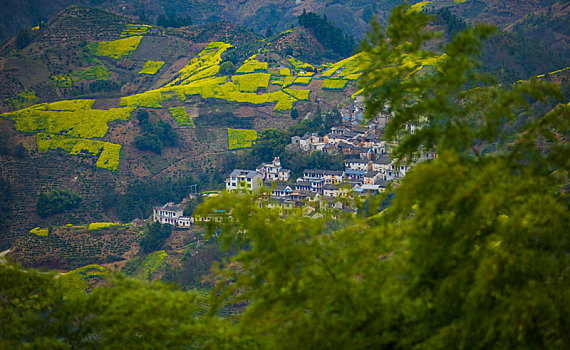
[1,5,569,349]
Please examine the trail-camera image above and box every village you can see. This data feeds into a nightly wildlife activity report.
[153,103,436,227]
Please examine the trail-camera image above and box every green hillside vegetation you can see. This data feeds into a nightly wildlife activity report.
[72,65,111,81]
[36,188,81,218]
[7,89,39,110]
[58,264,107,298]
[51,74,73,87]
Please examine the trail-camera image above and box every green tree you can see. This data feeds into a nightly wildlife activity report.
[0,262,240,349]
[36,188,81,218]
[219,61,235,75]
[290,107,299,120]
[199,4,570,348]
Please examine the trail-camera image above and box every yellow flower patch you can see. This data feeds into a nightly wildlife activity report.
[231,73,270,92]
[121,24,151,37]
[30,227,49,236]
[166,42,233,87]
[3,100,133,139]
[90,36,143,59]
[37,133,122,171]
[168,106,194,127]
[236,57,268,73]
[228,128,258,150]
[322,79,348,90]
[88,222,120,231]
[138,61,165,75]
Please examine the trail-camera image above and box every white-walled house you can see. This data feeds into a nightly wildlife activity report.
[226,170,263,191]
[256,157,291,182]
[153,203,194,227]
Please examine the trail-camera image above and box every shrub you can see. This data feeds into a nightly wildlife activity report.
[36,188,81,218]
[140,222,171,254]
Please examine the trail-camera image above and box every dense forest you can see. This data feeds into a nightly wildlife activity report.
[298,9,356,59]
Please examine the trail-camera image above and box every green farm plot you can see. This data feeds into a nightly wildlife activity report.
[166,42,233,87]
[231,73,270,92]
[2,99,134,139]
[139,61,165,75]
[168,107,194,127]
[7,89,39,110]
[58,264,107,298]
[228,128,258,150]
[322,79,348,90]
[72,65,111,81]
[139,251,168,279]
[121,24,151,37]
[90,36,143,59]
[37,133,122,171]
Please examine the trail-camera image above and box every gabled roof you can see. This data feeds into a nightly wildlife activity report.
[229,169,259,179]
[274,184,292,192]
[345,169,367,175]
[373,156,392,165]
[154,202,183,212]
[345,159,369,164]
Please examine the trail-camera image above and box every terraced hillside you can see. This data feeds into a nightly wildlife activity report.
[0,7,365,252]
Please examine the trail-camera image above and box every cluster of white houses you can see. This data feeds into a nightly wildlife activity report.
[224,152,435,199]
[291,123,388,159]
